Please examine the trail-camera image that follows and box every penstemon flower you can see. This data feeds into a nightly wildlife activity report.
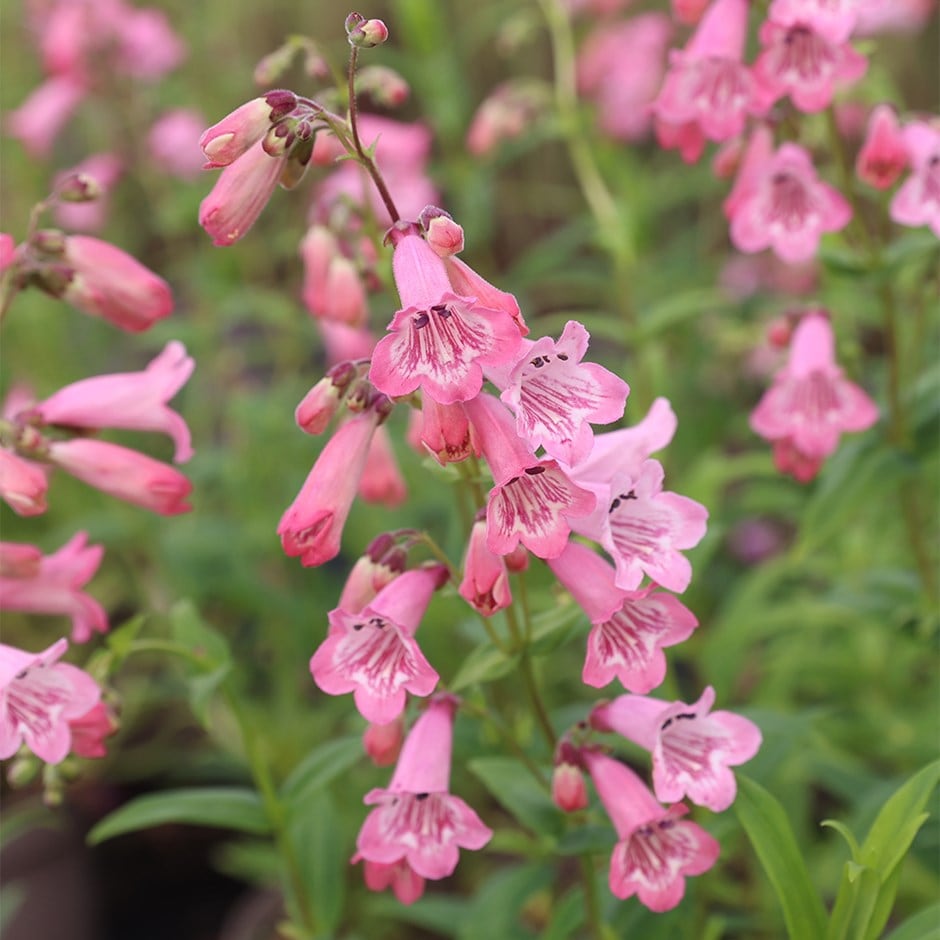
[458,514,513,616]
[856,104,909,189]
[890,120,940,238]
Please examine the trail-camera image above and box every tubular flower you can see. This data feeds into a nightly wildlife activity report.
[0,638,101,765]
[0,448,49,517]
[590,687,762,811]
[309,566,446,723]
[890,121,940,238]
[584,750,720,911]
[855,105,908,189]
[458,515,512,616]
[355,695,492,903]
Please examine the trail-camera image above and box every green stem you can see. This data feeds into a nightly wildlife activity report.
[578,855,604,940]
[520,652,556,751]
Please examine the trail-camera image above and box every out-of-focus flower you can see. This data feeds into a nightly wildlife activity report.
[363,716,405,767]
[68,701,118,758]
[0,448,49,517]
[466,81,549,156]
[855,105,908,189]
[53,153,123,232]
[890,120,940,238]
[359,427,407,507]
[853,0,936,35]
[148,109,207,180]
[5,76,86,157]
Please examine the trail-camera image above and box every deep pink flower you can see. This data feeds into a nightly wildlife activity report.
[294,363,358,435]
[458,516,512,616]
[148,109,207,180]
[751,20,867,114]
[47,438,192,514]
[309,566,446,723]
[548,541,698,691]
[552,761,589,812]
[412,397,475,465]
[68,700,117,758]
[0,232,15,272]
[363,715,405,767]
[855,105,908,189]
[0,638,101,764]
[370,235,524,405]
[497,320,629,464]
[34,341,194,463]
[359,426,407,507]
[279,409,383,566]
[357,858,425,905]
[0,448,49,517]
[59,235,173,331]
[6,76,86,157]
[591,687,762,811]
[651,0,759,162]
[750,312,878,481]
[890,121,940,238]
[356,695,492,887]
[0,532,107,643]
[727,142,852,263]
[584,751,720,911]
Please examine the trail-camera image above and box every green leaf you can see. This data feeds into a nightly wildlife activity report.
[885,902,940,940]
[822,819,862,858]
[468,757,562,839]
[280,735,363,804]
[529,601,584,655]
[555,824,616,857]
[289,790,344,934]
[734,775,827,940]
[105,614,146,665]
[450,642,520,692]
[635,287,728,342]
[169,599,231,670]
[87,787,269,844]
[457,862,552,940]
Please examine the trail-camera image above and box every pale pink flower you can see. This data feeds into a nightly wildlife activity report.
[0,638,101,764]
[890,121,940,238]
[363,716,405,767]
[0,448,49,517]
[768,0,859,43]
[310,566,446,723]
[200,91,298,168]
[577,15,673,142]
[147,109,207,180]
[584,750,720,911]
[60,235,173,331]
[854,0,936,35]
[68,701,117,758]
[466,82,547,156]
[0,532,107,643]
[591,687,762,811]
[370,235,524,405]
[727,142,852,263]
[300,226,368,327]
[547,541,698,691]
[651,0,760,162]
[750,312,878,481]
[359,426,407,507]
[53,152,123,233]
[751,21,867,114]
[34,341,194,463]
[47,438,192,514]
[855,105,908,189]
[319,321,377,365]
[6,76,86,157]
[458,516,512,616]
[113,8,185,80]
[279,408,384,566]
[199,140,287,246]
[356,695,492,891]
[497,320,629,465]
[465,394,596,559]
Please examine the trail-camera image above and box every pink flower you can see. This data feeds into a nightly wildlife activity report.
[337,535,407,614]
[0,232,16,272]
[727,141,852,263]
[370,235,524,405]
[34,341,194,463]
[356,695,492,893]
[113,8,185,80]
[651,0,760,162]
[458,516,512,616]
[0,448,49,517]
[577,15,673,142]
[309,566,445,723]
[278,408,384,566]
[442,253,528,337]
[412,397,475,465]
[548,541,698,691]
[465,394,596,559]
[358,859,426,905]
[855,105,908,189]
[497,320,629,465]
[299,226,368,327]
[767,0,859,43]
[294,363,358,435]
[890,121,940,238]
[584,750,720,911]
[359,426,407,507]
[466,82,546,156]
[59,235,173,331]
[53,152,123,233]
[47,438,192,514]
[552,761,589,812]
[751,21,867,114]
[853,0,936,35]
[0,638,101,764]
[200,92,298,168]
[0,532,107,643]
[363,716,405,767]
[147,109,207,180]
[68,701,117,758]
[6,76,86,157]
[750,312,878,481]
[591,687,762,811]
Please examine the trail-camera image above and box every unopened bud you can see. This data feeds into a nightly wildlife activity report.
[363,717,405,766]
[295,364,357,434]
[372,392,395,423]
[56,171,102,203]
[32,228,67,257]
[504,544,529,572]
[346,12,389,48]
[424,214,465,258]
[552,762,589,813]
[279,138,313,189]
[6,754,41,787]
[355,65,409,108]
[263,120,295,157]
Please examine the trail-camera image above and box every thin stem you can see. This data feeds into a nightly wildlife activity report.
[520,652,556,751]
[578,855,605,940]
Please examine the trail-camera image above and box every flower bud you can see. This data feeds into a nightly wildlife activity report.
[200,91,298,168]
[56,171,101,203]
[363,716,405,766]
[552,762,589,812]
[295,362,358,434]
[262,120,295,157]
[356,66,409,108]
[346,13,389,48]
[423,213,465,258]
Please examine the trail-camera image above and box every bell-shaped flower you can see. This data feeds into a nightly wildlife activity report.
[465,394,596,559]
[356,695,492,897]
[309,566,446,723]
[300,225,369,328]
[855,105,908,189]
[199,91,298,168]
[548,541,698,691]
[584,750,720,911]
[413,397,476,465]
[767,0,859,43]
[497,320,629,465]
[33,341,194,463]
[727,141,852,263]
[458,515,512,616]
[651,0,760,162]
[751,20,867,114]
[59,235,173,332]
[0,532,107,643]
[750,312,878,481]
[442,253,528,337]
[590,687,762,811]
[47,438,192,515]
[279,406,385,566]
[370,234,524,405]
[0,638,101,765]
[890,121,940,238]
